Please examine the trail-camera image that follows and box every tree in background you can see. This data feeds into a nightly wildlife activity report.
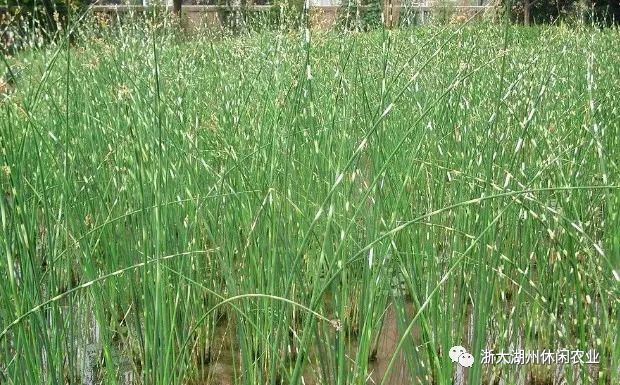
[338,0,382,31]
[4,0,87,30]
[504,0,620,25]
[589,0,620,25]
[1,0,88,52]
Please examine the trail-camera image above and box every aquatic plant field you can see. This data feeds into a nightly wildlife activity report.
[1,20,619,385]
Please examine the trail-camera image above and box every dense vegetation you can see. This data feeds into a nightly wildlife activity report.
[1,16,619,385]
[505,0,620,26]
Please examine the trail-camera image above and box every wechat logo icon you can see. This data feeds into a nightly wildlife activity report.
[449,345,474,368]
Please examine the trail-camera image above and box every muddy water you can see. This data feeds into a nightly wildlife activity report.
[370,304,413,385]
[194,302,424,385]
[192,298,609,385]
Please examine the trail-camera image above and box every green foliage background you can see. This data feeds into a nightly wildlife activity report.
[338,0,383,31]
[504,0,620,26]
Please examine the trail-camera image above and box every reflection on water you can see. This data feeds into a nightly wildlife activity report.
[189,300,607,385]
[193,301,423,385]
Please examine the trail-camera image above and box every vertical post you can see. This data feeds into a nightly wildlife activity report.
[383,0,392,28]
[356,0,361,31]
[172,0,182,16]
[523,0,530,25]
[386,0,401,28]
